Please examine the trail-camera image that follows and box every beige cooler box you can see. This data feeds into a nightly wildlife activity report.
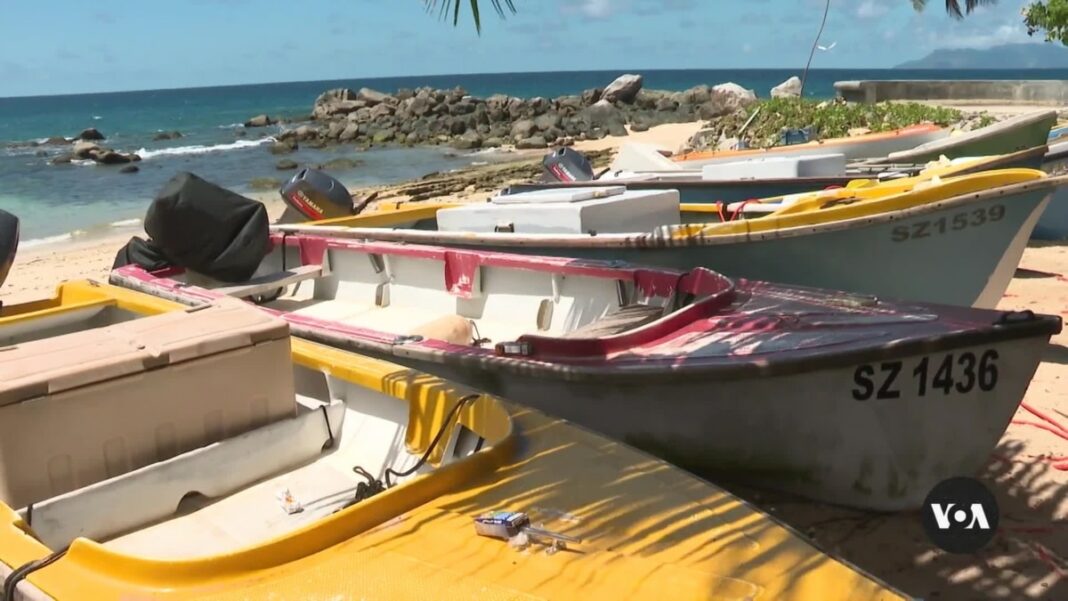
[0,300,295,509]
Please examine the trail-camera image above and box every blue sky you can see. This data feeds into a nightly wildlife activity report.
[0,0,1040,96]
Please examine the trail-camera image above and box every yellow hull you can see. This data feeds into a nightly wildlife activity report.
[0,282,907,600]
[676,168,1049,238]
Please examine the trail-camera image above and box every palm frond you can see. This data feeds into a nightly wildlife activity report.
[912,0,998,19]
[424,0,517,33]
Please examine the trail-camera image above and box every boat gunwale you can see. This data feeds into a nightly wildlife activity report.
[109,267,1062,384]
[273,174,1065,249]
[504,145,1049,192]
[672,123,946,163]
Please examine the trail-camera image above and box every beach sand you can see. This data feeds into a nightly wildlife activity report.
[0,120,1064,599]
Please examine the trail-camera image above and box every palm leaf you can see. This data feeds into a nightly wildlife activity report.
[912,0,998,19]
[424,0,517,33]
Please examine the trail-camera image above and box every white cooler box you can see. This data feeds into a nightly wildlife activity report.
[701,153,847,181]
[437,186,680,234]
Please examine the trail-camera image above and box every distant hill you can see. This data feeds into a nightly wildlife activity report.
[895,43,1068,69]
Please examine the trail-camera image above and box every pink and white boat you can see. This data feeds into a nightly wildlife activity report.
[110,232,1061,510]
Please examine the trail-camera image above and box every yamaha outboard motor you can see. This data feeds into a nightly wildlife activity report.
[541,147,595,183]
[0,209,18,290]
[279,168,354,221]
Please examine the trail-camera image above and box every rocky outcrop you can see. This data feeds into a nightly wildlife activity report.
[71,140,139,165]
[276,159,298,170]
[152,130,183,140]
[244,114,276,127]
[119,165,139,174]
[602,74,643,104]
[281,74,757,151]
[312,88,361,120]
[771,76,802,98]
[78,128,105,141]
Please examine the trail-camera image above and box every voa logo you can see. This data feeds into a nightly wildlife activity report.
[921,477,1000,554]
[929,502,992,531]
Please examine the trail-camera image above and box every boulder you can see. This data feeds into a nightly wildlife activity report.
[41,136,68,145]
[244,114,276,127]
[269,139,298,154]
[580,88,603,105]
[483,136,505,148]
[371,128,396,143]
[534,113,562,131]
[452,131,483,150]
[50,155,73,165]
[712,82,757,106]
[404,131,424,145]
[326,120,347,139]
[602,74,643,104]
[448,118,467,136]
[771,76,802,98]
[119,164,139,174]
[78,128,105,141]
[516,135,548,149]
[312,88,357,120]
[94,150,132,165]
[294,125,319,140]
[370,103,395,119]
[672,85,711,105]
[339,123,361,142]
[152,130,183,141]
[579,99,627,136]
[276,159,299,170]
[317,157,363,170]
[357,87,393,106]
[697,95,735,120]
[656,97,678,112]
[511,119,537,139]
[72,140,103,159]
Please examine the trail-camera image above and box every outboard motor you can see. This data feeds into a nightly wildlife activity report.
[279,168,354,221]
[541,147,595,183]
[0,209,18,290]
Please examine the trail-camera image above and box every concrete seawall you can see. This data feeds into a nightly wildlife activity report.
[836,80,1068,105]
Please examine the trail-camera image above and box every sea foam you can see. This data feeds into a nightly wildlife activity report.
[135,137,274,160]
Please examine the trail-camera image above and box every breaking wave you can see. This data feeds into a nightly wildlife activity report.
[134,137,273,160]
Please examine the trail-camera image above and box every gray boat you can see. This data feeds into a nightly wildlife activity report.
[279,171,1062,308]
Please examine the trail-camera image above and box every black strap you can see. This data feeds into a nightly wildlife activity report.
[2,548,67,601]
[337,394,479,512]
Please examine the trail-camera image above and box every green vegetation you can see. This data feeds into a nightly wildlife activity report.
[707,99,985,149]
[1025,1,1068,44]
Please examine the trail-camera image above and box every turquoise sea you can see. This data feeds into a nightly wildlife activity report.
[3,68,1067,243]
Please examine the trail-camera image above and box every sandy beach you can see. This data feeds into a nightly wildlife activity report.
[1,119,1065,599]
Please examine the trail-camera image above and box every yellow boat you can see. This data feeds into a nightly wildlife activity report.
[0,281,906,600]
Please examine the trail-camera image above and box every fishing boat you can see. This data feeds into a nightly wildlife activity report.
[0,282,908,600]
[278,169,1059,308]
[110,235,1060,511]
[1036,134,1068,239]
[870,110,1057,165]
[505,146,1049,206]
[671,124,948,167]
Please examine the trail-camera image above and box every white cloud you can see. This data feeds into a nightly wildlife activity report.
[855,0,890,19]
[934,22,1031,48]
[579,0,615,18]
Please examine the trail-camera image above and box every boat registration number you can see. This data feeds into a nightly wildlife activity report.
[852,350,999,401]
[890,205,1005,242]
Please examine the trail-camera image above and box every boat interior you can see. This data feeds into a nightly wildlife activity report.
[166,238,733,351]
[0,293,510,560]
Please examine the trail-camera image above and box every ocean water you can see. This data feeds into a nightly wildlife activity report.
[3,68,1067,243]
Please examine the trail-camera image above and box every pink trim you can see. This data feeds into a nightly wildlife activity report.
[514,280,737,358]
[266,232,690,293]
[443,251,481,299]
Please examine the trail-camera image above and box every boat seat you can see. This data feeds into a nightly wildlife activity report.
[560,304,665,339]
[0,300,296,510]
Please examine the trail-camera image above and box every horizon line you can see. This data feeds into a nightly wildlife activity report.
[5,66,1066,100]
